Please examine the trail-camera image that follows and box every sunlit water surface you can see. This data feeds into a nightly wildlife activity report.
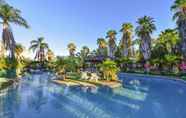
[0,72,186,118]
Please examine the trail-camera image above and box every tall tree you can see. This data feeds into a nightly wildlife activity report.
[47,49,55,61]
[15,43,24,61]
[79,46,89,69]
[106,30,117,58]
[97,38,107,56]
[99,59,119,81]
[67,43,76,57]
[29,37,49,62]
[120,23,133,57]
[158,29,180,54]
[171,0,186,60]
[81,46,89,57]
[0,3,29,59]
[0,41,5,57]
[15,43,25,76]
[135,16,156,72]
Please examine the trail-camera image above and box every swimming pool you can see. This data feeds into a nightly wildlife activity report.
[0,72,186,118]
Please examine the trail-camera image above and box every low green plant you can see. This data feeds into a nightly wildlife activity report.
[66,72,81,80]
[55,56,81,73]
[99,59,119,81]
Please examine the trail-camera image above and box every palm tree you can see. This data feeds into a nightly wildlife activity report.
[151,41,168,71]
[0,40,5,57]
[90,49,97,56]
[120,23,133,57]
[0,57,6,70]
[15,44,25,76]
[135,16,156,72]
[131,38,141,58]
[79,46,89,69]
[47,49,55,61]
[15,43,24,61]
[67,43,76,56]
[106,30,117,58]
[0,3,29,59]
[97,38,107,56]
[29,37,49,62]
[171,0,186,60]
[99,59,119,81]
[158,29,180,54]
[81,46,89,57]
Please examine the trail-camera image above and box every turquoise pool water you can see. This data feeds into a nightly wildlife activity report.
[0,72,186,118]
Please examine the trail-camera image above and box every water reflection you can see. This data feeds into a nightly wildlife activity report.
[0,72,148,118]
[0,72,185,118]
[27,88,48,113]
[0,86,21,118]
[50,87,114,118]
[113,87,147,101]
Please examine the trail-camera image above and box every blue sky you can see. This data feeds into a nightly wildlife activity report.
[6,0,175,56]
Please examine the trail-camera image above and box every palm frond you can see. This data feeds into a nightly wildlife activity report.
[29,44,38,52]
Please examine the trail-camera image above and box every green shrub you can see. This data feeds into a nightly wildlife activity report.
[55,56,81,73]
[99,59,119,81]
[181,76,186,80]
[66,72,81,80]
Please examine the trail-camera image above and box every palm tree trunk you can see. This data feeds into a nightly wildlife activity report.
[70,50,74,57]
[35,51,39,61]
[109,45,116,58]
[121,36,128,57]
[122,47,128,57]
[38,48,45,62]
[179,21,186,61]
[2,23,16,59]
[99,48,105,56]
[141,35,151,73]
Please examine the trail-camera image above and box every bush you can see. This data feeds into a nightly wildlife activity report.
[181,76,186,80]
[55,56,81,73]
[66,72,81,80]
[116,57,133,71]
[99,59,119,81]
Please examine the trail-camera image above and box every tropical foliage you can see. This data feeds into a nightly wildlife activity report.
[29,37,49,62]
[79,46,90,68]
[135,16,156,72]
[15,44,26,76]
[97,38,108,56]
[80,46,89,58]
[55,56,81,73]
[67,43,76,57]
[99,59,119,81]
[106,30,117,58]
[151,29,181,71]
[120,23,133,57]
[1,0,186,80]
[0,3,29,59]
[47,49,55,62]
[171,0,186,60]
[158,29,180,54]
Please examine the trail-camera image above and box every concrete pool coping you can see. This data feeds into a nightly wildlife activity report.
[52,79,122,89]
